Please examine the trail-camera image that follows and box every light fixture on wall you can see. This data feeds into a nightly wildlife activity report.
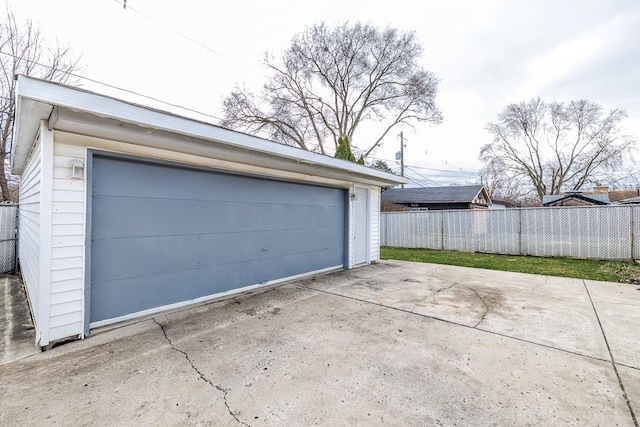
[350,192,357,201]
[68,159,84,179]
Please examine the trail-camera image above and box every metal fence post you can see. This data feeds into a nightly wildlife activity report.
[631,206,636,262]
[13,205,19,273]
[518,208,523,256]
[440,211,445,250]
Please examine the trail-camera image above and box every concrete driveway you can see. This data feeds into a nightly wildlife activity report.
[1,261,638,426]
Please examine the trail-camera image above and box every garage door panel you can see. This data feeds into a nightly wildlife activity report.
[90,155,346,323]
[91,252,337,322]
[91,234,202,283]
[258,251,337,279]
[198,227,343,267]
[91,225,344,285]
[91,269,203,321]
[92,198,343,240]
[196,252,340,292]
[92,197,211,238]
[91,224,343,288]
[93,157,344,207]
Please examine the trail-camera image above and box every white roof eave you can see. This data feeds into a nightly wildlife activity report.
[11,75,408,187]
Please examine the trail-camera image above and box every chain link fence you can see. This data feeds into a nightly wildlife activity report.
[381,205,640,261]
[0,204,18,273]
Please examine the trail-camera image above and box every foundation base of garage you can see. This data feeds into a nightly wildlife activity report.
[0,275,41,364]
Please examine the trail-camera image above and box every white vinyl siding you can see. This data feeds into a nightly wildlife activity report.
[18,138,42,332]
[48,142,85,342]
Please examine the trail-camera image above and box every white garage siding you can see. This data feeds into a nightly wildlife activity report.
[49,139,86,342]
[18,136,42,334]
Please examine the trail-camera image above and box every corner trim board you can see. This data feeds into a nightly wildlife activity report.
[83,149,94,338]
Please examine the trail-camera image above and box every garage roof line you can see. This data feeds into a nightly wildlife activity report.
[11,75,407,187]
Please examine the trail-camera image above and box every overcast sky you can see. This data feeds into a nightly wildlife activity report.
[7,0,640,186]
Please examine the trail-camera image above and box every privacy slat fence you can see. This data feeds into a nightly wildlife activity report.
[381,205,640,262]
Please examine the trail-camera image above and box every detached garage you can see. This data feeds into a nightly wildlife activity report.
[11,76,405,346]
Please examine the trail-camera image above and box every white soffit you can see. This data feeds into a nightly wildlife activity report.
[11,76,407,187]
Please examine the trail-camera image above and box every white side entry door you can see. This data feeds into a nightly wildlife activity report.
[353,187,369,265]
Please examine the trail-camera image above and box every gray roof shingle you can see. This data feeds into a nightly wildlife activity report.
[381,185,485,204]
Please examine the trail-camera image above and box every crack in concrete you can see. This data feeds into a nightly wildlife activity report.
[531,276,548,293]
[434,282,457,294]
[409,295,432,313]
[430,264,442,276]
[153,318,250,427]
[409,282,457,313]
[459,285,490,328]
[295,283,617,365]
[582,280,638,427]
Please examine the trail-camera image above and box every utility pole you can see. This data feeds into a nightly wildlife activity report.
[399,132,405,188]
[395,132,407,188]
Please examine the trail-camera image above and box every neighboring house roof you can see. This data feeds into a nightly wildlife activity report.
[11,76,407,188]
[607,189,640,203]
[617,196,640,205]
[542,193,610,206]
[490,199,516,208]
[381,185,489,204]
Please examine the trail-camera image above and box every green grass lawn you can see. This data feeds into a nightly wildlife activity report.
[380,247,640,283]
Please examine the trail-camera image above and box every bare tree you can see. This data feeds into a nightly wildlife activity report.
[370,160,395,174]
[480,98,636,202]
[482,159,537,206]
[380,200,408,212]
[0,9,80,201]
[221,22,442,159]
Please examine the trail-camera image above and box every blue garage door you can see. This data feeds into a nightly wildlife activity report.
[89,155,346,323]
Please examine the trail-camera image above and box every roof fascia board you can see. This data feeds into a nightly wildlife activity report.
[52,107,403,187]
[14,76,408,185]
[11,78,55,173]
[9,77,23,171]
[383,198,476,203]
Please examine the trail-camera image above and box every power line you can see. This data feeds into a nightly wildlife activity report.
[367,154,482,186]
[403,175,429,188]
[404,165,441,186]
[0,50,224,123]
[110,0,231,61]
[407,164,480,176]
[367,154,481,176]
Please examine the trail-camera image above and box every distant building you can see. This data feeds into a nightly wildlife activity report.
[542,190,610,207]
[605,188,640,204]
[488,199,516,210]
[381,185,492,211]
[616,196,640,205]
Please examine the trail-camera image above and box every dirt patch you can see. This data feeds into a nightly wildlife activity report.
[598,262,640,284]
